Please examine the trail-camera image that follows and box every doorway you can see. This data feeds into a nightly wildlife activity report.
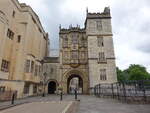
[48,81,56,94]
[67,74,83,94]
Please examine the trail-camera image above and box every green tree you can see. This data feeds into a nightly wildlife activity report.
[127,64,150,80]
[116,65,150,81]
[116,67,127,82]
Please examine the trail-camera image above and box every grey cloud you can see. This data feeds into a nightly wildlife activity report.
[19,0,150,71]
[139,45,150,53]
[37,0,86,50]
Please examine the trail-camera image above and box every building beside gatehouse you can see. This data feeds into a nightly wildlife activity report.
[0,0,49,98]
[0,0,117,97]
[45,7,117,94]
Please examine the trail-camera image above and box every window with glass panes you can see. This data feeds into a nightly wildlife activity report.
[98,52,106,62]
[97,36,104,47]
[25,60,30,73]
[100,69,107,80]
[1,60,10,72]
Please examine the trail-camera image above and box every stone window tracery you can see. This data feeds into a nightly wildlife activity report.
[100,69,107,80]
[98,52,106,62]
[97,36,104,47]
[96,20,102,30]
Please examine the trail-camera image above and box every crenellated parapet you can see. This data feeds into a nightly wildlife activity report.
[86,7,111,19]
[59,25,85,34]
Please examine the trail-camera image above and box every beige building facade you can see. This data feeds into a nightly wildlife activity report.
[0,0,49,98]
[45,7,117,94]
[0,0,116,96]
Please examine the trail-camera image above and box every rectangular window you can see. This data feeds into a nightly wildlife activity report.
[100,69,107,80]
[31,61,34,73]
[25,60,30,73]
[23,83,29,94]
[98,52,106,62]
[1,60,10,72]
[34,65,38,76]
[97,37,104,47]
[33,85,37,94]
[0,86,5,92]
[96,20,102,30]
[7,29,14,40]
[17,35,21,43]
[12,11,15,17]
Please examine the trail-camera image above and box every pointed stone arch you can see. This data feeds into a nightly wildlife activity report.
[62,70,89,94]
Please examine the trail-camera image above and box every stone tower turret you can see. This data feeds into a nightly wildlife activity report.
[85,7,117,88]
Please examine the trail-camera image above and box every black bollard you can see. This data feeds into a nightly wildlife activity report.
[11,93,15,105]
[42,93,45,97]
[75,89,77,100]
[60,91,63,101]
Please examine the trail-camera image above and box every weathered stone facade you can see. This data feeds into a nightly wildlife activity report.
[0,0,49,98]
[0,0,116,96]
[45,7,117,94]
[86,8,117,87]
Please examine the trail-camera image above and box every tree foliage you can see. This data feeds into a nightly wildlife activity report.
[116,64,150,82]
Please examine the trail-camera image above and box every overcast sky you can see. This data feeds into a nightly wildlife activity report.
[18,0,150,72]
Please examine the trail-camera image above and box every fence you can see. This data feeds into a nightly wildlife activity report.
[93,80,150,103]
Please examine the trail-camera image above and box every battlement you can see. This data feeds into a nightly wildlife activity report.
[86,7,111,19]
[59,25,85,34]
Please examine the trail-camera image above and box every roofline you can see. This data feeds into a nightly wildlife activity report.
[11,0,48,38]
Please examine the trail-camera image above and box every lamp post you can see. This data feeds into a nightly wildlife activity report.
[40,59,48,97]
[42,72,48,97]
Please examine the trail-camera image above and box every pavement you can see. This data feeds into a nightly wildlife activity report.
[0,101,71,113]
[76,95,150,113]
[0,95,150,113]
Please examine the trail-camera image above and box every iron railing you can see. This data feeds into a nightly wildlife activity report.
[93,80,150,103]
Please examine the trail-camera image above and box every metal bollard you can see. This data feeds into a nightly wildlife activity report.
[60,91,63,101]
[75,90,77,100]
[11,93,15,105]
[42,93,45,97]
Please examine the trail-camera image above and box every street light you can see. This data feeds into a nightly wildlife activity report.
[40,59,48,97]
[42,72,48,97]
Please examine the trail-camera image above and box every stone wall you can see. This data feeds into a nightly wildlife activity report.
[86,8,117,88]
[0,0,49,98]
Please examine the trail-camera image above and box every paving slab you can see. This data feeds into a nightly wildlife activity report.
[1,95,150,113]
[76,95,150,113]
[1,101,72,113]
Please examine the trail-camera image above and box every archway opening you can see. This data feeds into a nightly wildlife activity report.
[48,81,56,94]
[67,74,83,94]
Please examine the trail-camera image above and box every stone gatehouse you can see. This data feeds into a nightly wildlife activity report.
[44,7,117,94]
